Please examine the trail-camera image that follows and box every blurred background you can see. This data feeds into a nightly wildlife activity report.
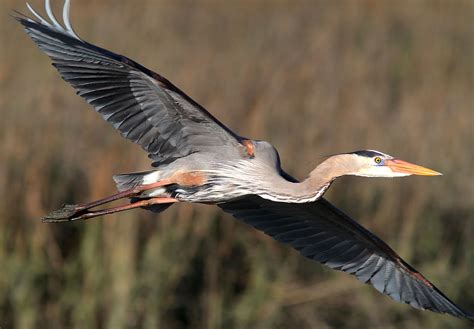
[1,0,473,328]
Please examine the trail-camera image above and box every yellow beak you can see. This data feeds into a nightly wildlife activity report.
[385,159,442,176]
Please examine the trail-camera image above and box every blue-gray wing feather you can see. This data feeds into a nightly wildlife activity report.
[219,196,473,320]
[16,10,243,166]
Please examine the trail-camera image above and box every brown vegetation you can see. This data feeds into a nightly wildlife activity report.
[1,0,473,328]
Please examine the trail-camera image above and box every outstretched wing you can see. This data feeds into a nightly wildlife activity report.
[219,196,474,320]
[16,0,243,166]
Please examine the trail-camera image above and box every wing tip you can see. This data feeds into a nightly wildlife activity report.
[14,0,81,40]
[460,311,474,321]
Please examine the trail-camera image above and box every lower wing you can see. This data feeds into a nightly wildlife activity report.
[219,195,473,320]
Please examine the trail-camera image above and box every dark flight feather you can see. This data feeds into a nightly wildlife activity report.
[16,14,243,166]
[219,195,474,320]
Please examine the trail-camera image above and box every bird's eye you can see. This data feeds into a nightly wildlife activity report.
[374,157,382,164]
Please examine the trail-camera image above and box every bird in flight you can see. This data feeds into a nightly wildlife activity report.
[15,0,473,321]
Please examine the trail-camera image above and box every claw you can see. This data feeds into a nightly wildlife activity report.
[41,204,82,222]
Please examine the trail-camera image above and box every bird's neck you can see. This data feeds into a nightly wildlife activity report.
[296,155,353,201]
[308,155,352,182]
[240,155,354,203]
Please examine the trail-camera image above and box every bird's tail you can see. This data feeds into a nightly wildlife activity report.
[113,171,154,192]
[113,171,174,214]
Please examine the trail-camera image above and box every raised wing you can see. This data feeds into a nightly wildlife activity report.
[219,196,474,320]
[16,0,243,166]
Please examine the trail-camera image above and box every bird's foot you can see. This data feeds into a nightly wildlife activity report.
[41,204,84,223]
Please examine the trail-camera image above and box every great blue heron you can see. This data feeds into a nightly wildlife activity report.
[16,0,473,321]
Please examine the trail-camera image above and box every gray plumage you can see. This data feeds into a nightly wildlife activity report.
[220,195,470,318]
[19,1,242,167]
[15,0,473,322]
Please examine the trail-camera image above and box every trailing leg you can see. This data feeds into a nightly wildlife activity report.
[42,197,178,223]
[41,179,173,222]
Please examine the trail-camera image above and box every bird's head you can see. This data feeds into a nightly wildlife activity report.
[342,150,442,178]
